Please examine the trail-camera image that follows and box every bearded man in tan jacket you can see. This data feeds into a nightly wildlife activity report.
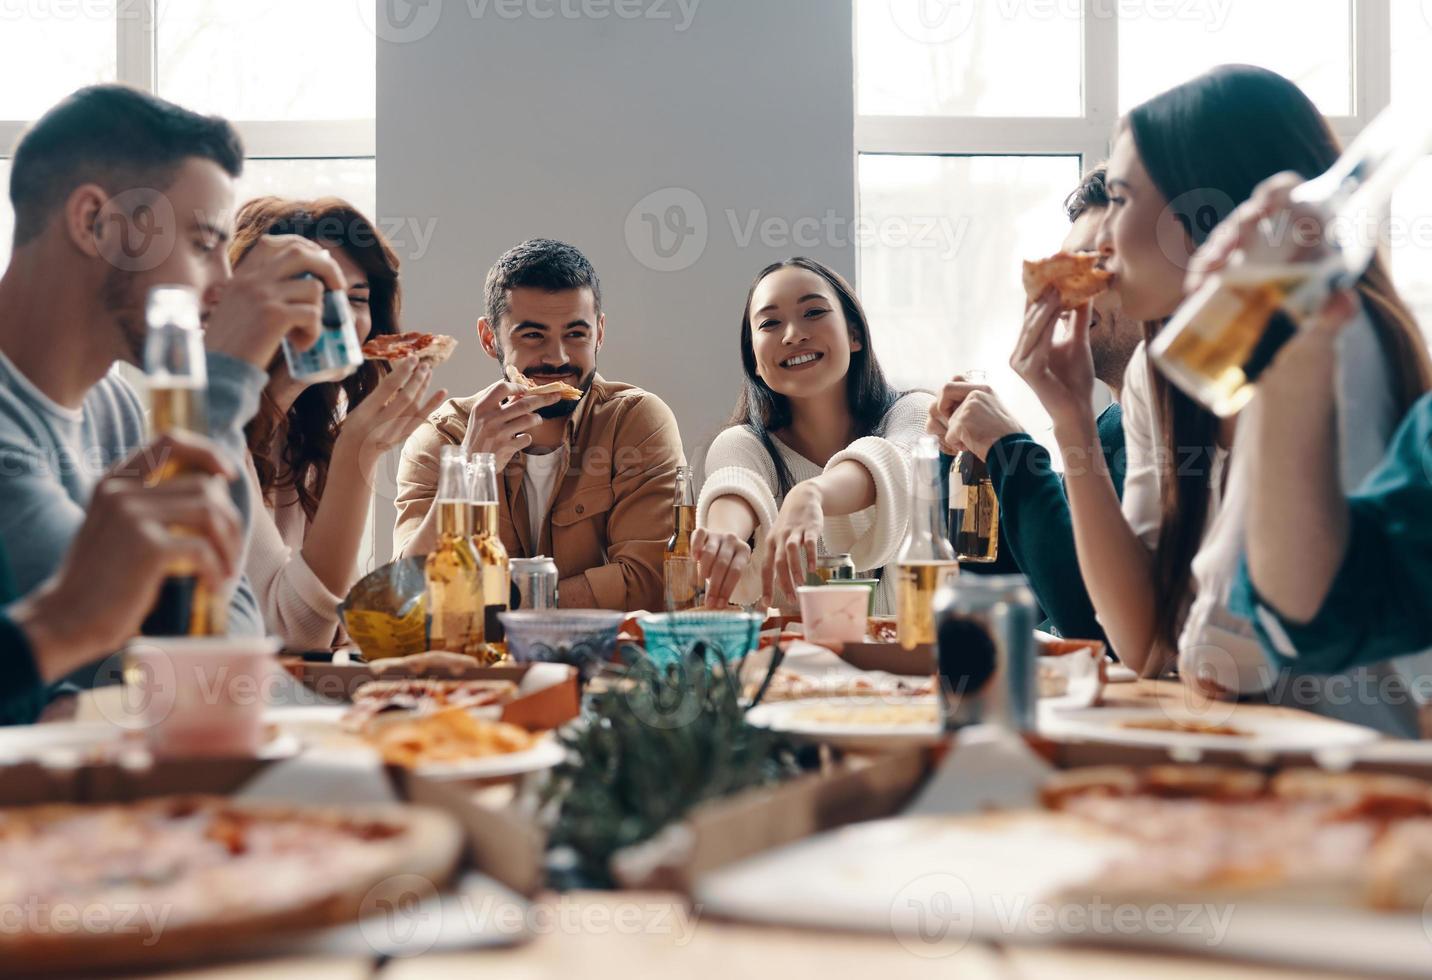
[395,239,684,612]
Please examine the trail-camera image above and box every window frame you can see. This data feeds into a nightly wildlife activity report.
[0,0,375,159]
[854,0,1390,229]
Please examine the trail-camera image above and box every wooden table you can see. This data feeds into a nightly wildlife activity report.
[68,679,1403,979]
[128,892,1370,980]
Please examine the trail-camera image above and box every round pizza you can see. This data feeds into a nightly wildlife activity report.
[361,331,458,365]
[0,796,462,974]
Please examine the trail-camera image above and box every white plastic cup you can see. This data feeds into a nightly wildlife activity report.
[798,585,871,647]
[123,636,280,758]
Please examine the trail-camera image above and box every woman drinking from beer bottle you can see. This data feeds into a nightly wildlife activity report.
[1190,175,1432,676]
[1011,65,1431,731]
[693,257,933,615]
[230,198,447,649]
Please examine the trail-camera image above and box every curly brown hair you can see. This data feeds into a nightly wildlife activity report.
[231,197,401,521]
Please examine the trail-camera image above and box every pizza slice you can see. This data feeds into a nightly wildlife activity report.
[1022,251,1113,310]
[505,364,584,401]
[361,331,458,366]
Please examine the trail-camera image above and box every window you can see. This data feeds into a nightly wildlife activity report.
[0,1,376,269]
[0,0,379,571]
[856,0,1425,442]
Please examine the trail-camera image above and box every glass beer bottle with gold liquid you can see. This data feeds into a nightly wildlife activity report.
[468,451,508,664]
[141,285,226,636]
[664,465,703,610]
[897,436,959,650]
[1152,102,1432,416]
[426,445,484,657]
[948,370,999,563]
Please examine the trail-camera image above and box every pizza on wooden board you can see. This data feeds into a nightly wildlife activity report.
[505,364,584,401]
[0,796,463,975]
[1022,251,1113,310]
[361,331,458,365]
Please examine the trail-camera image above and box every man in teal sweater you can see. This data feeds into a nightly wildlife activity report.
[929,169,1142,642]
[1,434,242,724]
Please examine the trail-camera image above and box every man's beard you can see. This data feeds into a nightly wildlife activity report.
[522,365,595,420]
[1088,311,1136,391]
[103,266,148,366]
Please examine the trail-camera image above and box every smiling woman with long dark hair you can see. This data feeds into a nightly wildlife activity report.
[692,257,933,614]
[1011,65,1431,732]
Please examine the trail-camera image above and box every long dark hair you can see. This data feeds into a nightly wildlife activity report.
[727,257,901,497]
[1126,64,1432,670]
[232,197,401,521]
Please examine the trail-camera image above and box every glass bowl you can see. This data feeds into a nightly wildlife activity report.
[637,610,765,668]
[498,610,626,679]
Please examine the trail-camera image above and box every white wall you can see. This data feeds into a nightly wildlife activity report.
[373,0,855,562]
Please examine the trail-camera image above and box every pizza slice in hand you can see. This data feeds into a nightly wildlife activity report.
[361,331,458,366]
[1022,251,1113,311]
[505,364,584,401]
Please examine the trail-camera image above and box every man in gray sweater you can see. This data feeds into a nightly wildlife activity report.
[0,85,343,654]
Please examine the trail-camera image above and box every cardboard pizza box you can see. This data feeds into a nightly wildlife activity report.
[608,746,930,894]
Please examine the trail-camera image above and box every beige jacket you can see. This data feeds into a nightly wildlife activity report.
[394,376,684,612]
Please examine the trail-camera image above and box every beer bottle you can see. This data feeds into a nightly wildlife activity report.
[1152,101,1432,416]
[426,445,483,658]
[140,285,226,636]
[896,436,959,650]
[468,451,508,664]
[664,465,702,610]
[949,370,999,563]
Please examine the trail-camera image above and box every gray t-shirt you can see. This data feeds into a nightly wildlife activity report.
[0,348,266,637]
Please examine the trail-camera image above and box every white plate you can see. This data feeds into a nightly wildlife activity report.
[0,721,300,764]
[1036,704,1381,757]
[412,735,567,781]
[745,697,943,750]
[694,814,1431,977]
[266,705,567,780]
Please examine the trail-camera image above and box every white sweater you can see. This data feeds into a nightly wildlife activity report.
[242,458,351,650]
[1120,317,1418,736]
[696,392,935,615]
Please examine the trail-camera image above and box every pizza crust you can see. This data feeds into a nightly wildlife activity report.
[1022,251,1113,310]
[0,796,463,975]
[361,331,459,366]
[505,365,583,401]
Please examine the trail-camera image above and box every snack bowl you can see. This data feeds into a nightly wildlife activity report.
[637,610,765,668]
[499,610,626,679]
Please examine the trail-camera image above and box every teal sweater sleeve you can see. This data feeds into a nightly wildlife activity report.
[984,404,1126,643]
[1236,393,1432,673]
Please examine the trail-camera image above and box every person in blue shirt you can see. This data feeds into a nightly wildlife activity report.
[2,434,241,724]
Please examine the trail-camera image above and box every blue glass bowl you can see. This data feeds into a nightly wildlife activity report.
[498,610,626,678]
[637,611,765,668]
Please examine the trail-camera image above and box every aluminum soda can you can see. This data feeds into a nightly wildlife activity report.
[282,276,363,383]
[932,574,1037,733]
[510,556,559,611]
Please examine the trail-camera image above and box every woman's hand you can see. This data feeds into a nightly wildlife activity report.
[691,527,753,608]
[1010,289,1096,432]
[759,481,825,606]
[335,357,448,476]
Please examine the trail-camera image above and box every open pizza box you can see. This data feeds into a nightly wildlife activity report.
[0,750,548,976]
[608,745,931,895]
[689,727,1432,977]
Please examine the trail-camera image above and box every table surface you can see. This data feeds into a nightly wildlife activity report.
[66,679,1402,979]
